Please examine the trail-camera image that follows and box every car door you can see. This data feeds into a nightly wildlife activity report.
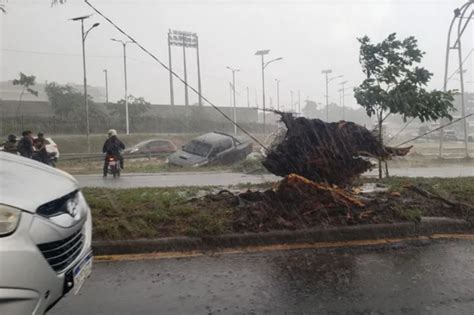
[146,140,166,154]
[214,138,235,164]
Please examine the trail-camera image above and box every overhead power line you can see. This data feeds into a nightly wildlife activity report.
[394,113,474,147]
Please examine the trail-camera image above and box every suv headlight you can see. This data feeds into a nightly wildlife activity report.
[0,205,21,236]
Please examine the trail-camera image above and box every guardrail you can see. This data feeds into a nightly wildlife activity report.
[60,152,169,162]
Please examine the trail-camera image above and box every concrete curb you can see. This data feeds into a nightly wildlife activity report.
[92,217,473,255]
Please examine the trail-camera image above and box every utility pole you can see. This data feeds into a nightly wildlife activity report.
[227,66,240,134]
[111,38,134,135]
[275,79,280,111]
[103,69,109,104]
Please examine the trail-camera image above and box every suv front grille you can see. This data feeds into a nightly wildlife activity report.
[37,229,84,273]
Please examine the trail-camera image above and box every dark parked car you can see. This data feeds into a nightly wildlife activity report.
[124,139,177,155]
[168,132,253,167]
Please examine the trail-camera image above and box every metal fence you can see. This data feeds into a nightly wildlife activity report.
[1,116,276,136]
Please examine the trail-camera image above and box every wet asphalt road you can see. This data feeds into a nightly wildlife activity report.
[75,172,279,188]
[75,165,473,188]
[51,239,474,314]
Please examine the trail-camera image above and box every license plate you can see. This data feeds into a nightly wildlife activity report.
[73,251,93,295]
[109,161,116,166]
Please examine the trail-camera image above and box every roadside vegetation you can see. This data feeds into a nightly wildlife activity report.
[86,177,474,241]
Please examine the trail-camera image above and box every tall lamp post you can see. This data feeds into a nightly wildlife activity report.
[439,2,473,158]
[103,69,109,104]
[322,69,343,121]
[339,80,348,120]
[255,49,282,133]
[290,90,294,112]
[111,38,134,135]
[71,15,100,152]
[226,66,240,134]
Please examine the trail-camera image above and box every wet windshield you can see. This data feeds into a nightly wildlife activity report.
[182,140,212,157]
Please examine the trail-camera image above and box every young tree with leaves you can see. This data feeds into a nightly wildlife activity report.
[13,72,39,117]
[354,33,455,179]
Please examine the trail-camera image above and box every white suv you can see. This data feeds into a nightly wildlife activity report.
[0,152,92,314]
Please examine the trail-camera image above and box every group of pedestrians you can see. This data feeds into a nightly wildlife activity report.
[2,131,51,164]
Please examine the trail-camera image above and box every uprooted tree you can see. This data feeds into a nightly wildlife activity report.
[262,112,411,187]
[354,33,455,178]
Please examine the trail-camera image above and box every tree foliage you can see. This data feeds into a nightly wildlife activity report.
[13,72,38,97]
[354,33,455,124]
[13,72,39,116]
[45,82,106,121]
[354,33,455,178]
[107,95,151,119]
[0,1,66,14]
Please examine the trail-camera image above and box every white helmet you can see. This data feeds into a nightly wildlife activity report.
[107,129,117,137]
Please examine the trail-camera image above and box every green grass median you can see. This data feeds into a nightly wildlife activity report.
[85,177,474,241]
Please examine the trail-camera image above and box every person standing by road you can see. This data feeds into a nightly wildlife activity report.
[33,132,50,164]
[2,134,18,154]
[17,130,34,158]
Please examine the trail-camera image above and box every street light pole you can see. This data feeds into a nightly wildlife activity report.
[439,2,473,158]
[71,15,99,153]
[322,69,343,121]
[298,90,301,116]
[275,79,280,111]
[247,86,250,108]
[255,50,282,134]
[227,66,240,134]
[111,38,134,135]
[322,69,331,121]
[103,69,109,104]
[339,80,348,120]
[290,90,294,112]
[260,54,266,132]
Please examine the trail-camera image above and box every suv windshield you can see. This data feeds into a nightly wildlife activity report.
[182,140,212,157]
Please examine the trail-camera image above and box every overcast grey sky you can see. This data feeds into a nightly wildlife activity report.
[1,0,473,110]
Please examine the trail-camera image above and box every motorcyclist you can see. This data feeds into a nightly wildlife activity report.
[33,132,50,164]
[17,130,34,158]
[102,129,125,177]
[2,134,18,154]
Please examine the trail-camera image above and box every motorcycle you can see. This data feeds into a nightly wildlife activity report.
[33,151,57,168]
[106,155,121,178]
